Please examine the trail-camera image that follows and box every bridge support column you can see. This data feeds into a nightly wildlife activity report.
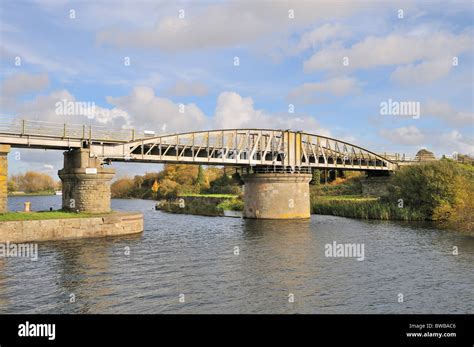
[0,145,10,213]
[58,149,115,213]
[242,173,312,219]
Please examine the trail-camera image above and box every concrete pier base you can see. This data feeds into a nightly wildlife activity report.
[0,145,10,213]
[242,173,312,219]
[58,149,115,213]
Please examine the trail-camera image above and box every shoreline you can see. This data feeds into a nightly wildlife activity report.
[0,211,143,243]
[152,194,472,234]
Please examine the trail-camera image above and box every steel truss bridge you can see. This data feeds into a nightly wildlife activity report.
[0,119,401,171]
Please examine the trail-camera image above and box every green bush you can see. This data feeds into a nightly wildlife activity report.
[383,161,470,221]
[217,199,244,212]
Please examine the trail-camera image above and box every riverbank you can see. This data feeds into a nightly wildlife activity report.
[157,194,242,217]
[311,195,425,221]
[0,210,104,221]
[8,191,55,197]
[0,211,143,242]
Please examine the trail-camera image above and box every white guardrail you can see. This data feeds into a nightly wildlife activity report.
[0,118,135,142]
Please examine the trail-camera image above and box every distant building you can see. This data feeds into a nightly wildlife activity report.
[415,149,436,162]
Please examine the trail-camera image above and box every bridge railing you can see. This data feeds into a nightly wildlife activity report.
[376,152,419,162]
[0,118,135,143]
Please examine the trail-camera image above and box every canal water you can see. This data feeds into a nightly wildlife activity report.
[1,196,473,314]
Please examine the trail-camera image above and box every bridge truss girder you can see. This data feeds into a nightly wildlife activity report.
[93,129,395,171]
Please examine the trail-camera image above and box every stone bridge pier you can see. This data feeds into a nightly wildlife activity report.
[242,173,312,219]
[58,148,115,213]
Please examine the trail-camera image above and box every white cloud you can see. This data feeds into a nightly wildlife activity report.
[303,32,473,82]
[422,100,473,126]
[97,1,365,52]
[287,77,361,104]
[165,80,208,97]
[379,126,425,146]
[296,23,349,53]
[1,72,49,96]
[390,58,453,85]
[106,86,207,133]
[213,91,330,136]
[8,89,130,129]
[0,38,77,75]
[439,130,474,155]
[379,126,474,155]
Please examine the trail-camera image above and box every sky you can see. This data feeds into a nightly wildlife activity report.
[0,0,473,179]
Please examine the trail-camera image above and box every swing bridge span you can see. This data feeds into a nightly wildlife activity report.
[0,119,415,172]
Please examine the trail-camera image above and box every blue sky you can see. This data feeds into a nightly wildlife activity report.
[0,0,473,179]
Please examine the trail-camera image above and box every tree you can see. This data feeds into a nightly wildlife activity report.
[196,165,205,186]
[311,169,321,185]
[7,179,17,192]
[111,178,134,198]
[385,161,469,221]
[134,175,144,189]
[158,178,179,198]
[208,171,241,194]
[151,179,159,199]
[10,171,55,193]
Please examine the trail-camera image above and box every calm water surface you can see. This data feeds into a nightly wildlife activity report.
[1,196,473,314]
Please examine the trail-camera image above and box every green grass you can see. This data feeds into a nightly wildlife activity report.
[178,193,238,198]
[316,195,378,201]
[8,191,56,196]
[0,211,107,221]
[312,198,425,221]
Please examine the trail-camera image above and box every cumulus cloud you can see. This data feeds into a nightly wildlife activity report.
[213,91,330,136]
[379,126,425,146]
[165,80,208,97]
[97,1,365,52]
[1,72,49,96]
[287,77,361,104]
[106,86,208,133]
[7,89,130,129]
[378,125,473,155]
[296,23,350,53]
[390,58,453,85]
[422,100,473,126]
[439,130,474,155]
[1,72,50,109]
[303,32,473,83]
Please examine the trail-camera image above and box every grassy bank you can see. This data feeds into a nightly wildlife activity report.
[312,196,425,221]
[0,210,107,221]
[180,193,238,199]
[8,191,56,197]
[310,161,473,232]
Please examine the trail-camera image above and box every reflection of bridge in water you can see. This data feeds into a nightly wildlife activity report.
[0,119,416,219]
